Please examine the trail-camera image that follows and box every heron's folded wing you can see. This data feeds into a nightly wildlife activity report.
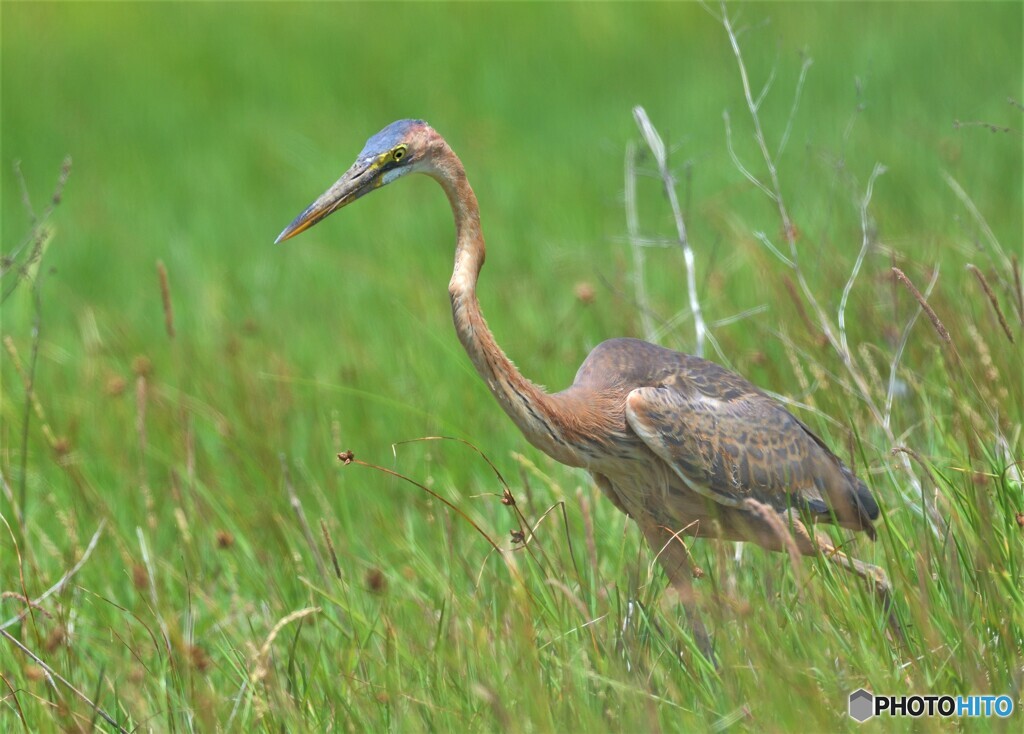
[624,385,831,515]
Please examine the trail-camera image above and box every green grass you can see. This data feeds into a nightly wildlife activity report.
[2,2,1021,731]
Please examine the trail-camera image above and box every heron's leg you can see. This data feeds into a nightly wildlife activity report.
[803,528,906,645]
[738,499,904,643]
[638,521,716,664]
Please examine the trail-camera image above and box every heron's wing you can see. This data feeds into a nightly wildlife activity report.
[624,385,836,516]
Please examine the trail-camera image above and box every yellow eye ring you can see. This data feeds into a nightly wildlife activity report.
[393,146,407,162]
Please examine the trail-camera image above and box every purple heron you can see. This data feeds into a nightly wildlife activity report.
[277,120,893,656]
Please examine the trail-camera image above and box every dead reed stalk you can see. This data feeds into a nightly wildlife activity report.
[967,264,1015,343]
[891,267,950,345]
[156,260,175,338]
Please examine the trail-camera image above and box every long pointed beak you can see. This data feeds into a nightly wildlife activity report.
[275,162,378,244]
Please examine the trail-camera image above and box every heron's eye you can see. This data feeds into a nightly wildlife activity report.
[392,146,407,162]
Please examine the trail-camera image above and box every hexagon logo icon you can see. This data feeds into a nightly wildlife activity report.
[849,689,874,723]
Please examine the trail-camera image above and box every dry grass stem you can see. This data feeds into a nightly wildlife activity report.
[156,260,175,338]
[892,267,950,344]
[250,607,320,684]
[319,519,342,580]
[1011,254,1023,324]
[967,264,1015,343]
[280,455,328,584]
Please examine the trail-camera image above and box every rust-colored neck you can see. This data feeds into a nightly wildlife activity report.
[426,143,579,465]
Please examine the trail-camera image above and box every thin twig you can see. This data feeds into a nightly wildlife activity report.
[633,106,707,356]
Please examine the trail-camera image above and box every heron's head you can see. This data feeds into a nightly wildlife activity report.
[275,119,439,243]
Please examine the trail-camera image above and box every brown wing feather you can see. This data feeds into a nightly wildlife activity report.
[625,386,831,511]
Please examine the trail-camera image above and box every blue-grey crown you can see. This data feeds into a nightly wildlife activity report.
[357,119,427,162]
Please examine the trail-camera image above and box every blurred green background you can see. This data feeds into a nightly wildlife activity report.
[1,2,1021,731]
[3,1,1019,456]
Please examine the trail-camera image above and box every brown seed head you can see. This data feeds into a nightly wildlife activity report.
[574,281,596,305]
[337,450,355,465]
[104,375,127,396]
[365,567,387,594]
[188,644,211,673]
[132,564,148,590]
[132,356,153,377]
[45,625,66,652]
[216,530,235,549]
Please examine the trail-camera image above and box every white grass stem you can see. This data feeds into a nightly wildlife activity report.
[839,163,887,356]
[633,105,707,356]
[625,141,656,341]
[776,54,813,161]
[753,231,795,269]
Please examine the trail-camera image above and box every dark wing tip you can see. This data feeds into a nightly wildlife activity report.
[851,476,880,539]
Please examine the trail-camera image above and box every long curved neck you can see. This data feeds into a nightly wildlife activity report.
[427,146,574,462]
